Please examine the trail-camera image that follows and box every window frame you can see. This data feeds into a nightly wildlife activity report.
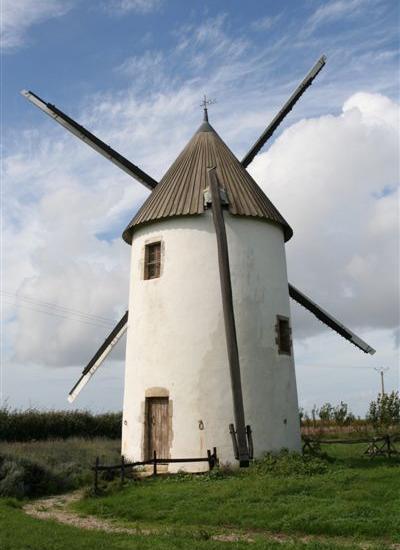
[275,315,292,356]
[144,241,162,280]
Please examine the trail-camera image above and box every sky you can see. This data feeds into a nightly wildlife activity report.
[1,0,399,417]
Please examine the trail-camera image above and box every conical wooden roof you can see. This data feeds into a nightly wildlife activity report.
[122,119,292,243]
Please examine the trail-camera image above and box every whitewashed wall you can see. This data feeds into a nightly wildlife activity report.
[122,211,301,471]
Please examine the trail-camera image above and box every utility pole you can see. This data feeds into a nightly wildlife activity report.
[374,367,389,395]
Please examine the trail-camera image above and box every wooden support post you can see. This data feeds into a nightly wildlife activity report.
[229,423,239,460]
[246,425,254,460]
[153,450,157,476]
[213,446,218,467]
[208,168,249,467]
[120,455,125,486]
[94,456,99,493]
[385,434,394,458]
[207,449,212,470]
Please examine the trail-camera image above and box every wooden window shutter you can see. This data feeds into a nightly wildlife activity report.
[144,242,161,280]
[275,315,292,355]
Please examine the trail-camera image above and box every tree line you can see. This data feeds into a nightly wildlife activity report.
[0,407,122,441]
[300,391,400,429]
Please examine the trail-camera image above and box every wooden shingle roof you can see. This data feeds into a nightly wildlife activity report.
[122,119,293,243]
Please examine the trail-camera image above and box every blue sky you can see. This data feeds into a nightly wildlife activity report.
[2,0,399,415]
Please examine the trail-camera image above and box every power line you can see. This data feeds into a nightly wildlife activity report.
[2,299,116,329]
[299,364,383,371]
[1,290,116,323]
[1,291,118,325]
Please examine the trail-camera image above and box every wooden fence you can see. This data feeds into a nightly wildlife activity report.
[302,433,399,458]
[92,448,218,492]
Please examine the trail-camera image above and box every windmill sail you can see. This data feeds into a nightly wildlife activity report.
[68,311,128,403]
[241,55,326,168]
[21,90,158,190]
[288,284,375,354]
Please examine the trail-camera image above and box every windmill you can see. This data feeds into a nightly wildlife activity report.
[22,55,375,469]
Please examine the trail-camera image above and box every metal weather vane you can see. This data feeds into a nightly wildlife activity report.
[200,94,216,121]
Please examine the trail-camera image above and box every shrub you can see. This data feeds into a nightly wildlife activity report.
[332,401,355,426]
[367,391,400,428]
[253,450,328,476]
[318,403,334,423]
[0,454,67,498]
[0,438,121,498]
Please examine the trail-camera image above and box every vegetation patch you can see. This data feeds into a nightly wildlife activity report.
[0,407,122,441]
[0,438,120,498]
[74,445,400,541]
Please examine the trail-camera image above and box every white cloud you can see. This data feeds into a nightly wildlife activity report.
[1,0,71,51]
[251,13,282,32]
[105,0,163,15]
[307,0,365,31]
[249,92,399,340]
[116,51,165,89]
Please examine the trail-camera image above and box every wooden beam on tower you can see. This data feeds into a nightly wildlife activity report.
[208,167,250,466]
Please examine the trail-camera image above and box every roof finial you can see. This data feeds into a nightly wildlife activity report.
[200,95,216,122]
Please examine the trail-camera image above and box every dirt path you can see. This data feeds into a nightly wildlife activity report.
[23,491,399,549]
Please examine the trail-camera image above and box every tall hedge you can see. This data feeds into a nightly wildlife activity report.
[0,408,122,441]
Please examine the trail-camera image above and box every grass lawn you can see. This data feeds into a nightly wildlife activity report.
[0,442,398,549]
[73,445,400,545]
[0,498,393,550]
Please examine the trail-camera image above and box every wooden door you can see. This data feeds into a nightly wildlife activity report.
[145,397,169,459]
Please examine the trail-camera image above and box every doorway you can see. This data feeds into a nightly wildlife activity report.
[145,396,169,460]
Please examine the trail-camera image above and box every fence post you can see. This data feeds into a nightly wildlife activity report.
[153,450,157,476]
[94,456,99,493]
[386,434,391,458]
[213,447,218,467]
[120,455,125,486]
[207,449,212,470]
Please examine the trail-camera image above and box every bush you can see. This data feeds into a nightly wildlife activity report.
[300,402,356,429]
[253,450,329,476]
[0,438,121,498]
[0,454,67,498]
[367,391,400,428]
[333,401,355,426]
[0,407,122,441]
[318,403,334,423]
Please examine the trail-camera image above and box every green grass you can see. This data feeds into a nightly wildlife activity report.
[0,443,398,549]
[74,445,400,543]
[0,438,121,497]
[0,499,392,550]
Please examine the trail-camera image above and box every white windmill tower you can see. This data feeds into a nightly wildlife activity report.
[22,55,375,469]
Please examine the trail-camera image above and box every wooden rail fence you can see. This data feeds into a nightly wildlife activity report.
[302,433,399,458]
[92,448,218,492]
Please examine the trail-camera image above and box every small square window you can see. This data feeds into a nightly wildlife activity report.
[144,242,161,280]
[275,316,292,355]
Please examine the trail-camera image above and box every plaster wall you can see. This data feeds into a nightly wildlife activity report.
[122,211,301,470]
